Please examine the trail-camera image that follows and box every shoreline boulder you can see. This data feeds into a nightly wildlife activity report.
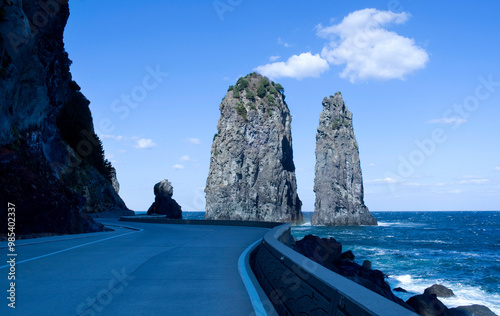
[449,305,497,316]
[406,294,452,316]
[147,179,182,219]
[292,234,342,271]
[424,284,455,298]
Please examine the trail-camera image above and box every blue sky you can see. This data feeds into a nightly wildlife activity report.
[64,0,500,212]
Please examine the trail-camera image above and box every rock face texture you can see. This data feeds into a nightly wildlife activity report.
[0,0,131,236]
[424,284,455,298]
[406,294,451,316]
[292,234,342,272]
[291,235,414,311]
[449,305,497,316]
[205,73,303,223]
[312,92,377,226]
[147,179,182,218]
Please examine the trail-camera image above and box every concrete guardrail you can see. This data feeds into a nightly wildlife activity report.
[251,223,418,316]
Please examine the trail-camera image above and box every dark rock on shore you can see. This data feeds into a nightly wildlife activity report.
[336,259,411,309]
[292,234,342,271]
[449,305,497,316]
[362,260,372,269]
[147,179,182,218]
[341,250,355,261]
[406,294,452,316]
[312,92,377,226]
[0,0,132,235]
[424,284,455,298]
[406,287,497,316]
[291,234,498,316]
[292,234,413,311]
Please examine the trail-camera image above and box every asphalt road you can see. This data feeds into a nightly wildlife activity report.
[0,219,269,316]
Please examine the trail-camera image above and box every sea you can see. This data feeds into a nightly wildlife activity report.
[144,211,500,314]
[293,211,500,314]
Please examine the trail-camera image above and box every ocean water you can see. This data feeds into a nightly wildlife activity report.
[292,211,500,314]
[145,211,499,313]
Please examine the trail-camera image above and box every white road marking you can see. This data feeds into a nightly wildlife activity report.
[0,229,141,269]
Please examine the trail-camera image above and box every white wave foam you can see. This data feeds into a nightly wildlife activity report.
[440,283,500,315]
[377,221,425,227]
[412,239,451,245]
[377,221,397,227]
[389,277,500,315]
[394,274,413,284]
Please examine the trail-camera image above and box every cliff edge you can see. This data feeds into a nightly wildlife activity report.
[0,0,132,236]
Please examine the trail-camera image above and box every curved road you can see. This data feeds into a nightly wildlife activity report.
[1,219,269,315]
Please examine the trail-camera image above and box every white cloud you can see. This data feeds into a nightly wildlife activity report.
[101,134,158,150]
[428,118,467,126]
[402,182,426,187]
[269,55,281,62]
[135,138,157,149]
[366,177,400,184]
[100,134,124,141]
[180,155,191,162]
[254,52,329,80]
[458,178,490,185]
[368,163,377,167]
[317,8,429,82]
[173,164,185,170]
[187,138,201,145]
[277,38,290,47]
[495,167,500,171]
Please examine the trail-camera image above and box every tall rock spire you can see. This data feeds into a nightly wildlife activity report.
[312,92,377,226]
[205,73,303,223]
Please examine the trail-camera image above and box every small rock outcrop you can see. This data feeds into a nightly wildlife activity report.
[147,179,182,218]
[0,0,131,236]
[406,294,451,316]
[394,287,409,293]
[362,260,372,269]
[449,305,497,316]
[341,250,355,261]
[312,92,377,226]
[424,284,455,298]
[205,73,303,223]
[292,234,342,271]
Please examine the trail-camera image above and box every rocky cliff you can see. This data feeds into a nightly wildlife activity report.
[312,93,377,226]
[0,0,132,236]
[205,73,303,223]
